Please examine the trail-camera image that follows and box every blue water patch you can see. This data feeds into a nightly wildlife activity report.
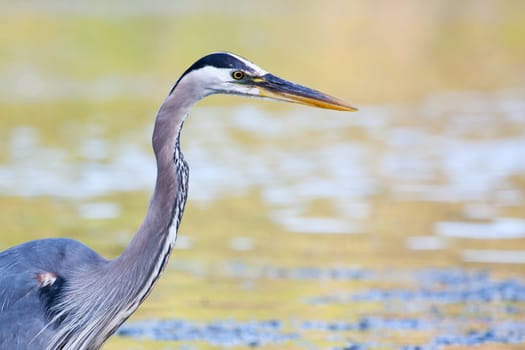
[170,260,372,282]
[308,269,525,305]
[432,323,525,346]
[415,268,491,286]
[118,317,525,349]
[332,322,525,350]
[349,279,525,303]
[231,264,371,281]
[117,319,298,347]
[301,317,429,332]
[116,268,525,348]
[265,266,370,281]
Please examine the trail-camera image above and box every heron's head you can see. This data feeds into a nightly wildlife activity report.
[171,52,357,111]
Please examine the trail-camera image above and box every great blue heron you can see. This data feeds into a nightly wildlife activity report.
[0,52,356,349]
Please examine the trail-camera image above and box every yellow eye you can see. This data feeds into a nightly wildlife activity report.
[231,70,245,80]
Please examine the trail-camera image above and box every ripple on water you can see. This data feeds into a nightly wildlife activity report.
[115,268,525,348]
[462,249,525,264]
[222,262,370,281]
[117,319,297,347]
[406,236,447,251]
[308,268,525,304]
[435,218,525,239]
[1,91,525,234]
[77,202,120,219]
[118,317,525,349]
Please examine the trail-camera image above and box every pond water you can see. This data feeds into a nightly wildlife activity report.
[1,90,524,349]
[1,1,524,349]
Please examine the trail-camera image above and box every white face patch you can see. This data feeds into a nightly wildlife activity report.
[181,65,264,98]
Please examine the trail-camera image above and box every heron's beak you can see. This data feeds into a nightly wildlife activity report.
[252,74,357,112]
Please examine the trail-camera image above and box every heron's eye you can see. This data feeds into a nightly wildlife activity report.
[231,70,245,80]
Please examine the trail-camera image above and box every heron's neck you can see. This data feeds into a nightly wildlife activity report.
[48,84,203,349]
[122,93,191,276]
[110,91,193,322]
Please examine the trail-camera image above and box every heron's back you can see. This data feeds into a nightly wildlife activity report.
[0,238,107,349]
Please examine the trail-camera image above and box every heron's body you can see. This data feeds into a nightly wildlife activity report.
[0,238,104,347]
[0,52,355,349]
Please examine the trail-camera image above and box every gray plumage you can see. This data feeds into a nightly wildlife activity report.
[0,52,356,349]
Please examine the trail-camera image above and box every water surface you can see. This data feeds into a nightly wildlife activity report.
[1,2,524,349]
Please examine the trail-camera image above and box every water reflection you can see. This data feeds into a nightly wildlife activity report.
[406,235,447,251]
[1,90,524,241]
[118,319,297,347]
[118,267,525,348]
[78,202,120,219]
[0,129,155,198]
[436,218,525,239]
[462,249,525,264]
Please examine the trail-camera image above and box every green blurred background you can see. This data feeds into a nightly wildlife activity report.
[2,0,525,103]
[1,1,525,349]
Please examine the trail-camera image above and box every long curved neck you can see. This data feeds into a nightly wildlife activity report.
[116,90,193,303]
[113,75,211,306]
[47,88,198,350]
